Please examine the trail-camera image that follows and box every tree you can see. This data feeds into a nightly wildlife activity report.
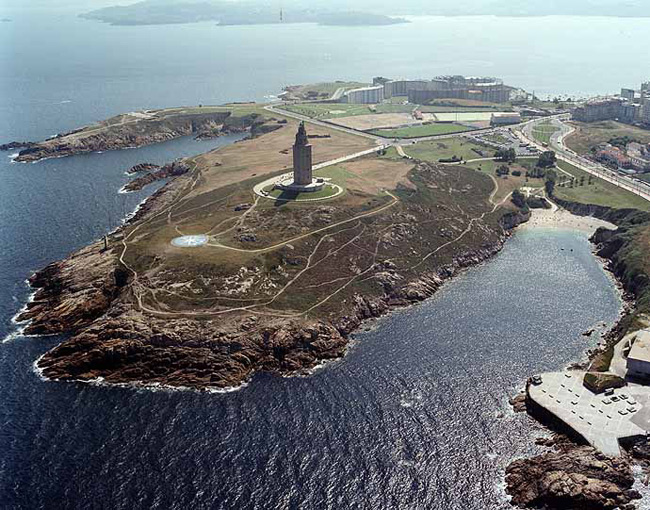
[495,147,516,163]
[545,169,557,197]
[511,189,527,209]
[496,164,510,176]
[537,151,557,168]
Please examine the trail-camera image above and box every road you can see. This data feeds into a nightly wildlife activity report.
[517,116,650,203]
[264,103,506,148]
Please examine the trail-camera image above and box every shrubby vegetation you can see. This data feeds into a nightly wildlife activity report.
[495,147,516,163]
[537,150,557,168]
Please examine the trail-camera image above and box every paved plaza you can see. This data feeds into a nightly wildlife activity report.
[529,371,650,457]
[171,235,208,247]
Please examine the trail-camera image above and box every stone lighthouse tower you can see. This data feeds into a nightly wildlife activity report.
[274,121,324,193]
[292,121,313,185]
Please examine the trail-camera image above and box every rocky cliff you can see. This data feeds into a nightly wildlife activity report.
[23,226,505,389]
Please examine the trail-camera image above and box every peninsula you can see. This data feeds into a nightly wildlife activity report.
[9,78,650,509]
[7,106,278,163]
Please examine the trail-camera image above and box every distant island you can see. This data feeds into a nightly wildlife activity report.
[81,0,650,26]
[80,1,408,27]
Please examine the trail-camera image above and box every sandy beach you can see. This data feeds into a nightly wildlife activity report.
[521,206,616,234]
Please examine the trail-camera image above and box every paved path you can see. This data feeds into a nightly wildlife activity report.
[264,104,385,142]
[529,371,650,456]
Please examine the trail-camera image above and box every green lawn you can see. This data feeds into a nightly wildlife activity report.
[292,82,369,96]
[554,161,650,211]
[369,123,474,139]
[261,164,357,202]
[374,104,416,114]
[385,96,409,104]
[403,138,491,161]
[278,102,414,120]
[531,121,559,145]
[279,103,374,119]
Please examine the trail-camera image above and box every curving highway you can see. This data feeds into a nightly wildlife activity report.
[517,115,650,203]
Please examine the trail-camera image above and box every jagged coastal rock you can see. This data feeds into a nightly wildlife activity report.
[122,161,190,192]
[126,162,160,175]
[506,442,640,509]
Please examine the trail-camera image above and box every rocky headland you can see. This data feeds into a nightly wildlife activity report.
[5,108,280,163]
[121,161,190,192]
[506,435,640,510]
[16,140,515,390]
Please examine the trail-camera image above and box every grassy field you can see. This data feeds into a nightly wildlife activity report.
[565,121,650,155]
[280,103,374,119]
[531,121,560,145]
[400,137,544,202]
[279,102,414,120]
[192,118,374,193]
[385,96,409,104]
[402,137,490,161]
[421,99,509,109]
[554,160,650,211]
[369,123,474,138]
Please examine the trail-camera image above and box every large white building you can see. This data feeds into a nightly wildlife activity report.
[627,330,650,379]
[343,85,384,104]
[641,95,650,124]
[491,112,522,126]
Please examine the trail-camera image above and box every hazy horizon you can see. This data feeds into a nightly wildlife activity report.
[3,0,647,17]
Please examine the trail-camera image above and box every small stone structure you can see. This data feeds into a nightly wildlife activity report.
[627,330,650,379]
[275,122,325,193]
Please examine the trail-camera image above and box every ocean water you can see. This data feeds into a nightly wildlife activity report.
[0,12,640,509]
[0,229,622,509]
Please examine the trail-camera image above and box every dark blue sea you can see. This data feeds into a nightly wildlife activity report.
[0,11,642,510]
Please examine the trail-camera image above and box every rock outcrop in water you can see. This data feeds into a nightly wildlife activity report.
[506,440,640,509]
[126,162,160,175]
[122,161,190,192]
[0,141,35,152]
